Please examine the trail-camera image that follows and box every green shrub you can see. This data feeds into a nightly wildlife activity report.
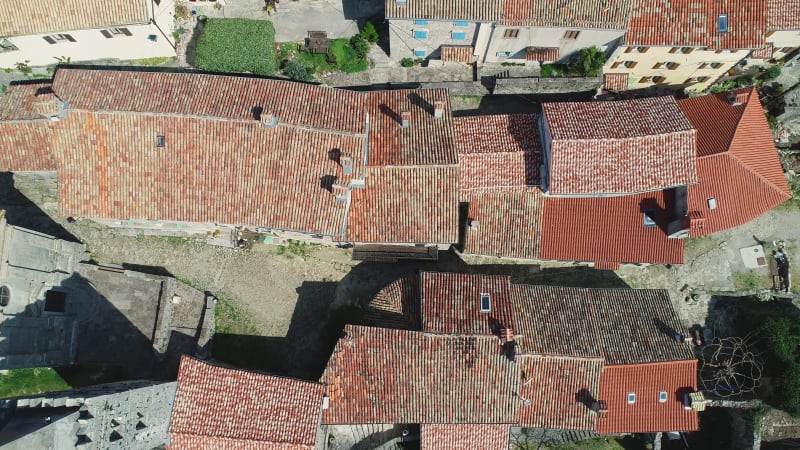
[349,33,370,59]
[283,60,312,81]
[570,46,606,77]
[361,21,380,43]
[765,65,782,81]
[401,57,414,67]
[194,18,277,76]
[331,38,368,73]
[541,63,564,77]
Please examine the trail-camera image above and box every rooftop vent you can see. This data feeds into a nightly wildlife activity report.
[590,400,608,416]
[332,184,348,202]
[340,153,353,175]
[434,100,444,119]
[480,293,491,312]
[400,111,410,128]
[500,328,514,343]
[728,91,749,105]
[468,219,480,231]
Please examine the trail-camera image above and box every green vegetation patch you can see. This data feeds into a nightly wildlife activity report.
[0,368,70,398]
[329,38,368,73]
[732,270,773,292]
[214,296,260,335]
[135,56,171,66]
[194,18,277,75]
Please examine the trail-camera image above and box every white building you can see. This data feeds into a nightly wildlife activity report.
[0,0,176,68]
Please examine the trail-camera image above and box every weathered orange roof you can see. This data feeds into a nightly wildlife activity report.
[501,0,633,29]
[421,424,510,450]
[539,192,685,266]
[627,0,767,49]
[463,188,544,259]
[421,272,514,335]
[0,0,149,37]
[441,45,475,63]
[362,275,421,330]
[542,97,698,195]
[768,0,800,29]
[597,360,699,434]
[169,356,324,448]
[678,88,790,235]
[385,0,502,20]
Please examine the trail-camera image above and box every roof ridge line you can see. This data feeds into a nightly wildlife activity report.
[728,151,792,199]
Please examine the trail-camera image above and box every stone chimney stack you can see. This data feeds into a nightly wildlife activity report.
[400,111,410,128]
[434,100,444,119]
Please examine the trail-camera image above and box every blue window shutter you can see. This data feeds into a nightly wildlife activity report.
[452,31,467,40]
[414,49,426,57]
[413,30,428,39]
[414,20,428,26]
[454,21,469,27]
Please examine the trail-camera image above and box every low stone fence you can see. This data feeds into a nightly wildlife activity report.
[494,76,603,94]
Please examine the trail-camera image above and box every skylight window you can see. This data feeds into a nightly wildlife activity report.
[156,135,165,147]
[659,391,668,403]
[718,14,729,34]
[643,209,657,228]
[627,392,636,404]
[480,293,491,312]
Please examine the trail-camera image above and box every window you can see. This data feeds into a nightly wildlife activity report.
[681,47,694,54]
[697,76,710,82]
[643,209,657,227]
[44,290,67,313]
[710,62,723,69]
[666,61,680,70]
[0,285,9,307]
[635,46,649,53]
[414,49,426,57]
[0,39,18,53]
[639,76,653,83]
[414,20,429,26]
[480,293,491,312]
[452,31,467,40]
[563,30,580,39]
[781,47,794,53]
[413,30,428,39]
[623,61,638,68]
[699,62,709,69]
[43,34,75,44]
[652,62,665,69]
[708,197,717,210]
[718,13,729,33]
[611,61,621,69]
[659,391,668,403]
[496,51,512,58]
[101,27,132,38]
[669,47,679,53]
[504,29,520,38]
[454,21,469,27]
[627,393,636,404]
[653,75,666,84]
[156,135,166,147]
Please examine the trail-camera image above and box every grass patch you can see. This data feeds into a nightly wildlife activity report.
[732,270,772,292]
[536,436,645,450]
[293,50,334,74]
[276,239,314,259]
[194,18,277,75]
[329,38,368,73]
[134,56,171,66]
[0,368,70,398]
[214,296,260,335]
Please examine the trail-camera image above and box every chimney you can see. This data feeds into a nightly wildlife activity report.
[340,153,353,175]
[332,184,348,202]
[728,91,749,106]
[500,328,514,343]
[434,100,444,119]
[468,219,480,231]
[590,400,609,416]
[32,99,67,121]
[400,111,410,128]
[261,111,279,128]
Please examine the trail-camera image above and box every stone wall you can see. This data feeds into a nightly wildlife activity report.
[494,76,603,94]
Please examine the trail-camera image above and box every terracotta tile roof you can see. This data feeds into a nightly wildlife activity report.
[421,424,510,450]
[751,44,774,59]
[440,45,475,63]
[767,0,800,29]
[385,0,502,21]
[463,188,544,259]
[538,193,685,266]
[597,361,699,434]
[679,88,791,235]
[0,0,149,37]
[501,0,633,29]
[53,69,367,135]
[54,111,359,236]
[626,0,767,49]
[321,325,520,424]
[169,435,312,450]
[542,97,698,195]
[170,356,324,448]
[346,166,459,244]
[0,82,59,121]
[515,356,603,430]
[363,275,421,330]
[511,284,695,364]
[526,47,560,62]
[603,73,629,91]
[454,114,540,190]
[420,272,514,334]
[366,89,457,166]
[0,121,56,172]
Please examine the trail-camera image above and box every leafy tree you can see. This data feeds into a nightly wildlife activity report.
[349,34,370,60]
[400,57,414,67]
[570,46,606,77]
[361,21,380,43]
[765,65,782,81]
[283,60,311,82]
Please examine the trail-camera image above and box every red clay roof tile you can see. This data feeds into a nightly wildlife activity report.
[169,435,313,450]
[385,0,502,20]
[539,192,685,265]
[463,188,544,259]
[421,424,510,450]
[170,356,324,447]
[626,0,767,48]
[597,361,699,434]
[768,0,800,29]
[363,275,421,330]
[603,73,629,91]
[421,272,514,335]
[321,325,520,424]
[501,0,633,29]
[440,45,475,63]
[542,97,698,195]
[525,47,560,62]
[0,0,149,37]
